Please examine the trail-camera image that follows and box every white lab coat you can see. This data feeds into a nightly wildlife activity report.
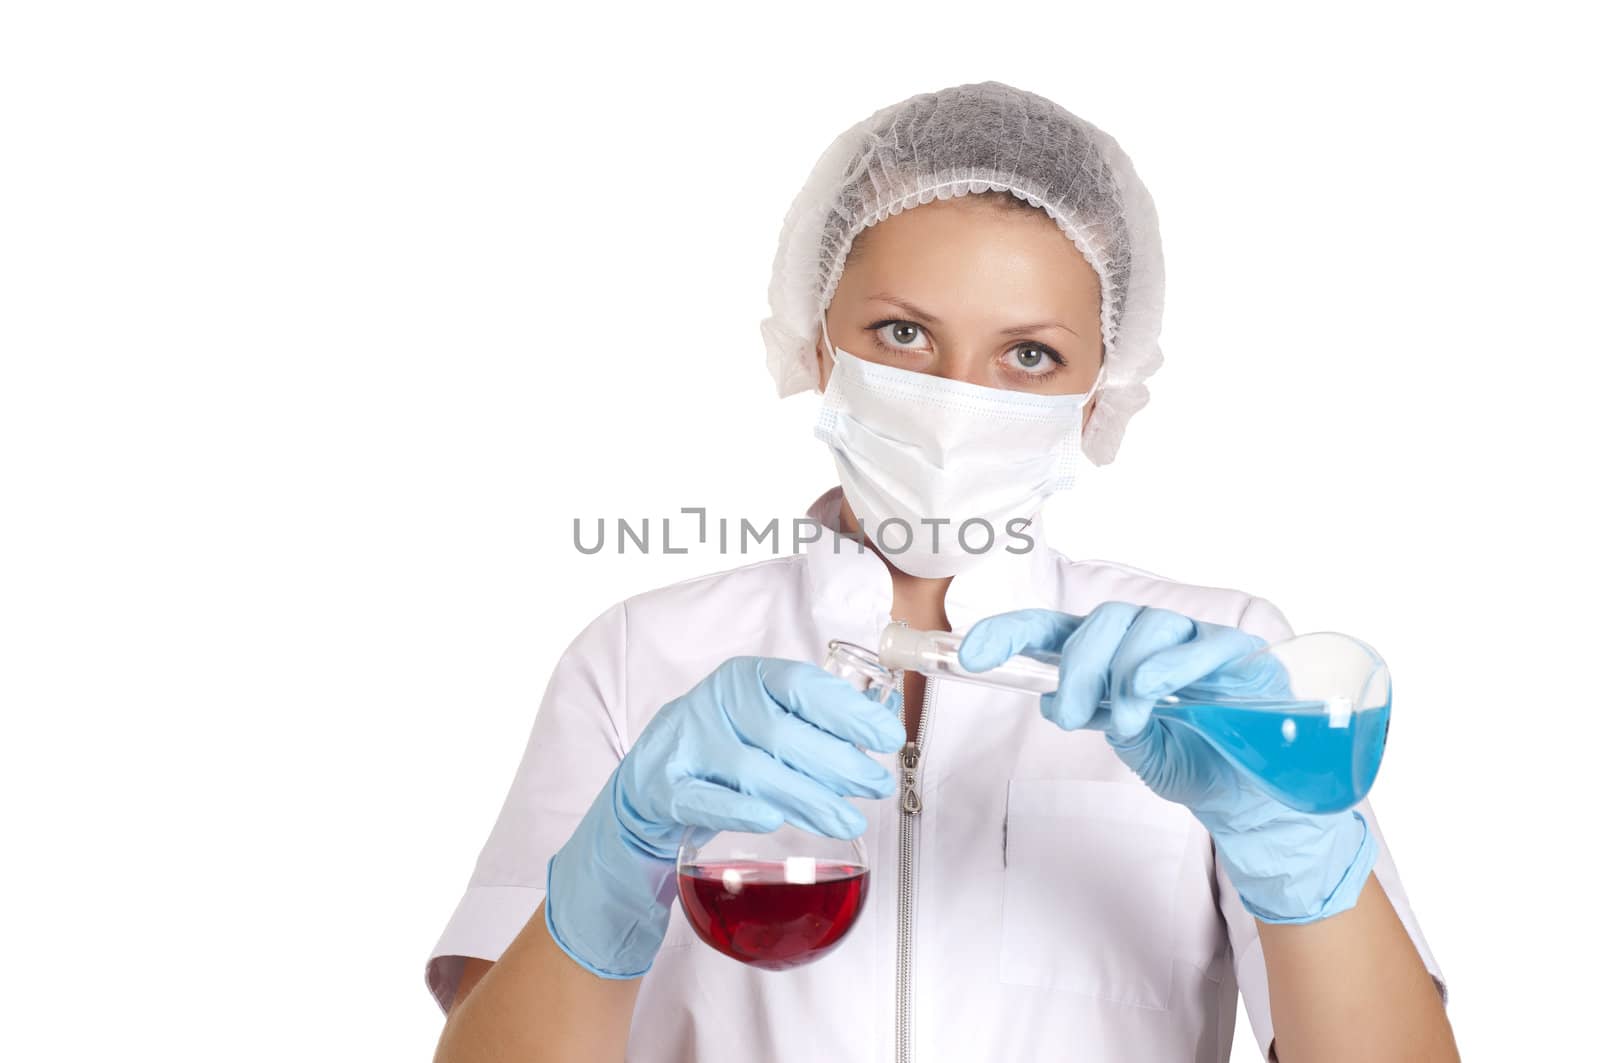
[427,487,1445,1062]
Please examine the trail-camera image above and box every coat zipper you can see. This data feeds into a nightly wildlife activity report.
[895,657,938,1063]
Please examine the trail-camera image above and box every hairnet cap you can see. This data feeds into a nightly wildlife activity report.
[760,80,1165,466]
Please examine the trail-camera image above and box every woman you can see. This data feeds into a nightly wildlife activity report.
[427,81,1455,1062]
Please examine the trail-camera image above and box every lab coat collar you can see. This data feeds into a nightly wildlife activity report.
[800,486,1063,642]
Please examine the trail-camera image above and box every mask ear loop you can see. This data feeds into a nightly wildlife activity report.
[815,313,851,395]
[1084,362,1108,402]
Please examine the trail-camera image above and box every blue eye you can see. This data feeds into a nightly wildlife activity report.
[874,321,926,350]
[1006,344,1065,375]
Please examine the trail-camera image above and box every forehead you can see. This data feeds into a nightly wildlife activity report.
[839,197,1102,311]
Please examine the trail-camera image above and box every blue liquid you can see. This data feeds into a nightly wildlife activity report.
[1158,699,1390,814]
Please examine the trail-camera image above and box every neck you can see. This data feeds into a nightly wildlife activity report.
[837,498,952,632]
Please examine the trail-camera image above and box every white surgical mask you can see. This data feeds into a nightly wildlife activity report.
[813,317,1104,578]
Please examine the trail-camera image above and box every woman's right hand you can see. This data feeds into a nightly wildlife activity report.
[544,656,906,979]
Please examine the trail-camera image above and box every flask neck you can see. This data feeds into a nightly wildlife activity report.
[877,624,1060,695]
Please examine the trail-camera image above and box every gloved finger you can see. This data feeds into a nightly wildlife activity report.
[1040,666,1109,731]
[756,658,906,753]
[1127,624,1266,700]
[668,779,786,834]
[958,609,1084,672]
[1109,608,1197,738]
[1047,602,1142,729]
[1199,639,1293,700]
[1103,716,1170,780]
[724,748,870,840]
[757,713,897,799]
[1037,690,1073,730]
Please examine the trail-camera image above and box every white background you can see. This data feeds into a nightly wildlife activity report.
[2,2,1595,1059]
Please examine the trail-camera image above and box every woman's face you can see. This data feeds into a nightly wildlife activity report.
[817,194,1105,419]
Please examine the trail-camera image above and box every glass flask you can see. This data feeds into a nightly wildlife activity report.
[832,624,1392,815]
[672,641,895,970]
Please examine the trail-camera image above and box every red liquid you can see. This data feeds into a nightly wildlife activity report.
[677,860,869,971]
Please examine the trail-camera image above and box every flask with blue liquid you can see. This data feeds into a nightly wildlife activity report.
[825,624,1391,815]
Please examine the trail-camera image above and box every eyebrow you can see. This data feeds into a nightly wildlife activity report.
[864,293,1081,339]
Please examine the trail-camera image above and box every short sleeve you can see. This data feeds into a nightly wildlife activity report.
[423,601,630,1013]
[1222,596,1448,1058]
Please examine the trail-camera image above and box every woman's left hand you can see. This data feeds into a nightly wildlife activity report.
[959,603,1377,924]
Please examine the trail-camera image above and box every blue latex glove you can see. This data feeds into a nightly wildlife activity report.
[545,656,906,978]
[959,603,1377,924]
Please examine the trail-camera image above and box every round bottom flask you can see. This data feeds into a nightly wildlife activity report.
[673,641,897,970]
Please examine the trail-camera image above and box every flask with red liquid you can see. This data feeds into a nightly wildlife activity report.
[673,641,895,970]
[675,827,870,971]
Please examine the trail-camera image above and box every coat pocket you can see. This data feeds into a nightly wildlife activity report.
[999,778,1196,1010]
